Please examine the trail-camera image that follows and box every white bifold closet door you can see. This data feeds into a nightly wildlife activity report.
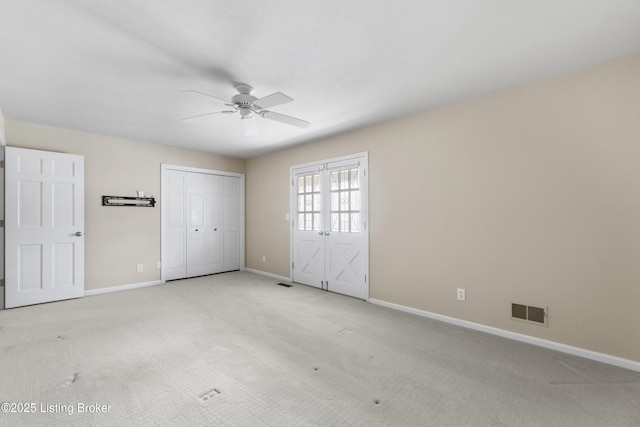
[291,153,369,300]
[162,166,242,282]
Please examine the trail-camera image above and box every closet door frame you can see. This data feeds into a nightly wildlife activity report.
[160,164,245,283]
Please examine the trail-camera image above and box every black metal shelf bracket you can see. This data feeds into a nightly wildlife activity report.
[102,195,156,207]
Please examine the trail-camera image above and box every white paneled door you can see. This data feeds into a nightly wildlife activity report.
[5,147,84,308]
[291,153,369,300]
[161,165,242,282]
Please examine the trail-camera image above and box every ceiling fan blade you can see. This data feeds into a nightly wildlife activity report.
[182,110,235,122]
[261,111,310,129]
[254,92,293,109]
[241,115,257,136]
[180,90,231,104]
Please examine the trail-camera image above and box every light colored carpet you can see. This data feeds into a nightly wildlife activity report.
[0,271,639,426]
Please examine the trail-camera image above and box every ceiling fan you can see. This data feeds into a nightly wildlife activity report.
[181,84,310,135]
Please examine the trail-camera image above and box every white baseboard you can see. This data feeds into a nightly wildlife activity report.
[244,268,291,283]
[84,280,162,297]
[369,298,640,373]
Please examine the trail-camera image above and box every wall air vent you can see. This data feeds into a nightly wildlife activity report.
[511,303,548,326]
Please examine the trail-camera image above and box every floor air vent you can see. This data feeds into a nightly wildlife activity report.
[277,283,293,288]
[512,303,548,326]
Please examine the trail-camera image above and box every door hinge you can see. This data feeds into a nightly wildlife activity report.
[292,261,294,269]
[0,160,4,168]
[364,274,367,283]
[0,279,4,287]
[0,219,4,227]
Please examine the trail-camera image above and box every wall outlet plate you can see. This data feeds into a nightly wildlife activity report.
[457,288,466,301]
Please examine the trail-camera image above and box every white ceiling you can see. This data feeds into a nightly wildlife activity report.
[1,1,639,158]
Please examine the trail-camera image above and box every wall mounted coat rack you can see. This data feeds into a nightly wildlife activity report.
[102,195,156,207]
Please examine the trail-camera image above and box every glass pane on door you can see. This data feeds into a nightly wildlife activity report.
[329,166,360,233]
[296,172,321,231]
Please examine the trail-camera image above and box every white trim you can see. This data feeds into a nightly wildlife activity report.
[369,298,640,373]
[84,280,162,297]
[161,163,244,178]
[289,151,369,172]
[245,268,291,283]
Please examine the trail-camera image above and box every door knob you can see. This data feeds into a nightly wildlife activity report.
[318,231,324,235]
[75,231,83,237]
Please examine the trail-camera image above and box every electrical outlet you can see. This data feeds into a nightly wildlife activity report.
[285,213,290,221]
[262,255,266,263]
[137,264,143,273]
[157,261,162,269]
[457,288,466,301]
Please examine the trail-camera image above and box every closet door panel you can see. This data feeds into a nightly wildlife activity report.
[186,173,207,277]
[162,170,187,281]
[206,174,224,274]
[223,176,240,271]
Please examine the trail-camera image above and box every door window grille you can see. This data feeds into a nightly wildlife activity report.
[296,173,321,231]
[330,167,360,233]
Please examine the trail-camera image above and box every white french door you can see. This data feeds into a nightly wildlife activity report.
[5,147,85,308]
[291,153,369,300]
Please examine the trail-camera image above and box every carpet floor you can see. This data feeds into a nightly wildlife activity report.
[0,271,639,426]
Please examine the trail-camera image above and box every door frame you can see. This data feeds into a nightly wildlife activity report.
[289,152,369,300]
[160,164,245,283]
[0,145,5,309]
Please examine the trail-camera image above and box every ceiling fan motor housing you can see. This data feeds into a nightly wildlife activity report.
[232,84,258,108]
[232,93,257,106]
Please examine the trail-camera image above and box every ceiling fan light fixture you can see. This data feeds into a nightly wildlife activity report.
[241,113,257,136]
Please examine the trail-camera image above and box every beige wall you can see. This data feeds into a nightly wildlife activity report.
[0,107,6,145]
[246,54,640,362]
[6,121,245,290]
[3,54,639,362]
